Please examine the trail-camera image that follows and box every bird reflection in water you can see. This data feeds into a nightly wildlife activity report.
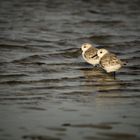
[81,67,123,92]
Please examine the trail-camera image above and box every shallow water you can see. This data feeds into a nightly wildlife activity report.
[0,0,140,140]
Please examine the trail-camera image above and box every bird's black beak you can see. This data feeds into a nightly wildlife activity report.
[94,54,97,57]
[92,54,98,58]
[80,48,83,53]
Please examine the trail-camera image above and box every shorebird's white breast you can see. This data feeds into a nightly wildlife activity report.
[82,52,99,66]
[104,64,121,73]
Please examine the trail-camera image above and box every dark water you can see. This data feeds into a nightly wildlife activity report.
[0,0,140,140]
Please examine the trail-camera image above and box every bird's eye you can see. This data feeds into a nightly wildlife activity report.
[84,45,86,48]
[100,51,102,53]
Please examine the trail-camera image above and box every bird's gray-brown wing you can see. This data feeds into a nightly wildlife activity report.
[100,53,122,68]
[84,47,98,59]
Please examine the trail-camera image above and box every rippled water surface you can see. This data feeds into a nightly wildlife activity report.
[0,0,140,140]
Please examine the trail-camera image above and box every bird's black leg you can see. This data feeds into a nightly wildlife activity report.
[113,72,116,79]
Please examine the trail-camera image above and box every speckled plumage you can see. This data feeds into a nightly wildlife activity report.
[98,49,123,73]
[81,43,100,66]
[84,47,98,59]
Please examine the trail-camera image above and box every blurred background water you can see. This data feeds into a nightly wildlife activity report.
[0,0,140,140]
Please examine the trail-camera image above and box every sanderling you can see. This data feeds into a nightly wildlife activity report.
[81,43,99,66]
[96,48,124,74]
